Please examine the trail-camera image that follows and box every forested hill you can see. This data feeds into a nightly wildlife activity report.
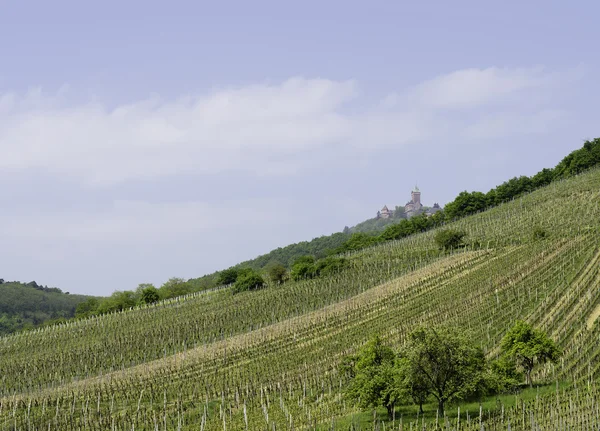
[188,137,600,291]
[0,280,92,335]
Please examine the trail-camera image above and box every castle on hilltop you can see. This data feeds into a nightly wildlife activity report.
[377,186,441,220]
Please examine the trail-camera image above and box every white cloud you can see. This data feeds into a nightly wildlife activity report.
[405,67,553,109]
[0,68,577,186]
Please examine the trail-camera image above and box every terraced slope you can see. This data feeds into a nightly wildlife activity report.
[1,168,599,430]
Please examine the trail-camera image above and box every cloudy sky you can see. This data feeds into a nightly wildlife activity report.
[1,1,598,295]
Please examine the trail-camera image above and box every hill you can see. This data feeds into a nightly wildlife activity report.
[1,161,600,429]
[186,138,600,292]
[0,280,93,335]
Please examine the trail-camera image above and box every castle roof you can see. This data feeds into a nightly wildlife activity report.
[381,205,389,211]
[412,185,420,193]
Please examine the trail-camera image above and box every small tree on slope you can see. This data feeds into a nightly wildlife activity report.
[403,327,486,415]
[501,320,560,387]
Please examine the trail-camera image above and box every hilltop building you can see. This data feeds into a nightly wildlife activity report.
[405,186,423,219]
[377,186,442,220]
[425,203,442,217]
[378,205,393,219]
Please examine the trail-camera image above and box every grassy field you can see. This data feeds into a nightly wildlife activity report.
[1,168,600,430]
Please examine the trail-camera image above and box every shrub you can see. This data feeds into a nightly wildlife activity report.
[233,271,265,294]
[266,262,288,284]
[434,229,467,250]
[290,262,316,281]
[315,256,347,276]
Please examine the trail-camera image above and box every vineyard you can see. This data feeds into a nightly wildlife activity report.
[1,168,600,430]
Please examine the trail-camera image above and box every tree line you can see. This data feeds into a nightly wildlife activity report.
[0,280,91,335]
[343,321,560,417]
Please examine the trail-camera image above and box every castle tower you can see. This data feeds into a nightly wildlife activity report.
[411,186,421,206]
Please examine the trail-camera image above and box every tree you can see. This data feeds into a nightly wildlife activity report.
[314,256,347,276]
[139,285,160,304]
[97,291,137,314]
[266,262,288,284]
[444,191,487,220]
[396,356,429,414]
[216,267,240,286]
[233,270,265,293]
[500,321,560,387]
[75,297,100,318]
[345,336,400,419]
[434,229,467,250]
[158,278,192,299]
[403,327,485,414]
[290,256,317,281]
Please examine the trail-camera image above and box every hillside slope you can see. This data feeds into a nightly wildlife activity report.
[1,168,600,430]
[0,281,92,335]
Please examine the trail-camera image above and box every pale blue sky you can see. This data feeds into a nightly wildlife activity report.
[0,1,598,295]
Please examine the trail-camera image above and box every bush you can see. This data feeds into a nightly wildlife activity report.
[290,262,316,281]
[266,262,288,284]
[216,267,240,285]
[434,229,467,250]
[140,286,160,304]
[315,256,347,276]
[233,271,265,294]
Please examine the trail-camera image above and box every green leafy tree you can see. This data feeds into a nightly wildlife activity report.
[290,256,317,281]
[444,191,488,220]
[395,356,429,414]
[404,327,486,414]
[434,229,467,250]
[500,321,560,387]
[216,267,240,286]
[314,256,347,276]
[97,291,137,314]
[159,278,192,300]
[345,336,400,419]
[266,262,288,284]
[139,285,160,304]
[233,270,265,294]
[292,255,316,266]
[75,297,100,318]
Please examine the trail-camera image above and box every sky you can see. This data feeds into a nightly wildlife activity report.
[0,1,598,295]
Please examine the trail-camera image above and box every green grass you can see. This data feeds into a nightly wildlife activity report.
[323,382,572,430]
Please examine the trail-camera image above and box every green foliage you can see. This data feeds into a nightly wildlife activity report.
[234,232,351,269]
[290,262,316,281]
[233,270,266,294]
[139,285,160,304]
[75,298,100,318]
[315,256,347,276]
[158,278,193,299]
[290,256,347,281]
[293,255,316,266]
[266,261,288,284]
[97,291,137,314]
[345,337,400,419]
[434,229,467,250]
[501,321,561,386]
[0,281,92,335]
[487,357,523,394]
[444,191,488,220]
[333,233,382,254]
[216,267,240,285]
[403,327,486,414]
